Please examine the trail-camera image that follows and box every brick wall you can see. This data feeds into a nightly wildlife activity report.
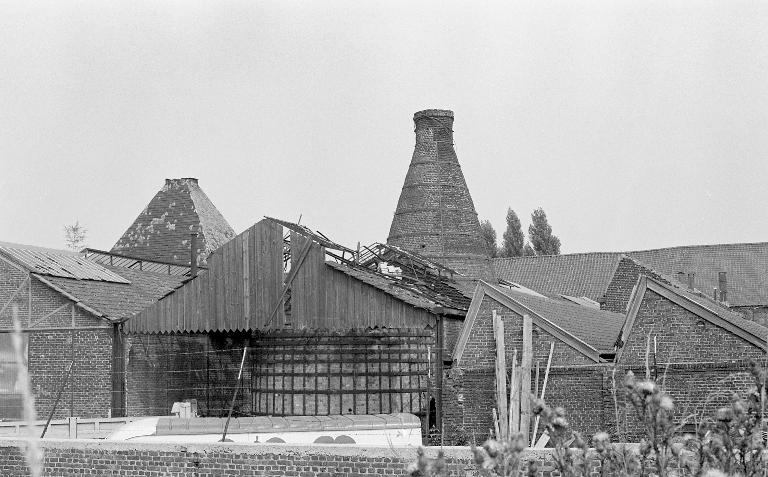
[125,328,438,421]
[610,288,766,440]
[444,296,601,444]
[444,288,767,445]
[387,110,491,278]
[0,439,605,476]
[124,331,249,417]
[603,257,665,313]
[619,290,764,364]
[0,259,114,420]
[29,329,113,419]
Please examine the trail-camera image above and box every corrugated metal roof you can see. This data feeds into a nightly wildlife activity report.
[0,243,130,284]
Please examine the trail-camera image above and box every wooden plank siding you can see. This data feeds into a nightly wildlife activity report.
[126,219,437,333]
[126,219,283,333]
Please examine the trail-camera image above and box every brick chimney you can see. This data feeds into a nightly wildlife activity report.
[718,271,728,303]
[387,110,492,278]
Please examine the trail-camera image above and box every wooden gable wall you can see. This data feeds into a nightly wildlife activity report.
[127,220,435,333]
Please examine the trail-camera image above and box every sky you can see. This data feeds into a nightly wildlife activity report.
[1,0,767,255]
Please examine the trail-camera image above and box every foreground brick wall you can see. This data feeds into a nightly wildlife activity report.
[0,439,604,476]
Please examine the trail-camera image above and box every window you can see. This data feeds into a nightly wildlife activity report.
[0,333,28,420]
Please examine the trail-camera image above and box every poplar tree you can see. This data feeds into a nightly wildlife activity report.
[501,208,525,257]
[528,208,560,255]
[479,220,498,258]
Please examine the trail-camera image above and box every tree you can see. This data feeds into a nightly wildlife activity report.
[479,220,498,258]
[63,221,87,251]
[523,243,536,256]
[528,208,561,255]
[500,208,525,258]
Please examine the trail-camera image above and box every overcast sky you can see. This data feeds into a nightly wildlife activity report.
[2,0,767,255]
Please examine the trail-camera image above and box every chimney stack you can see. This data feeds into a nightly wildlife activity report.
[687,272,695,290]
[718,271,727,303]
[190,232,199,277]
[386,109,492,278]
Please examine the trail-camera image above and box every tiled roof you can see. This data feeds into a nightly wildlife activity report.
[495,285,625,352]
[492,253,623,302]
[325,261,465,314]
[628,243,768,307]
[42,265,185,321]
[0,242,129,283]
[111,178,235,266]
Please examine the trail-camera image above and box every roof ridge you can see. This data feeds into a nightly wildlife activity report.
[626,241,768,254]
[644,276,768,341]
[492,251,623,262]
[623,255,749,313]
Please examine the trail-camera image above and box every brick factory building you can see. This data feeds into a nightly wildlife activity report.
[2,110,768,447]
[0,242,183,420]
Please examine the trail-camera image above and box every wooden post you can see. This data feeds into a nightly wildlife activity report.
[68,417,78,439]
[436,315,444,445]
[521,314,533,446]
[493,310,508,440]
[508,349,518,436]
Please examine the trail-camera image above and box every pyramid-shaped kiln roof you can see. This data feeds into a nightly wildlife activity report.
[111,178,235,265]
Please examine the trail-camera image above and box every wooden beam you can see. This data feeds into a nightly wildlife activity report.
[493,310,508,440]
[451,283,484,365]
[508,350,519,435]
[480,282,602,363]
[520,313,533,446]
[0,276,30,318]
[264,237,314,328]
[531,341,554,444]
[29,302,70,328]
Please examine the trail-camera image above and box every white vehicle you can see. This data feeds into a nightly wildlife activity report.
[108,413,422,447]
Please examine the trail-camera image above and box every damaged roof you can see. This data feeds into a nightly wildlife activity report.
[493,284,625,353]
[325,261,466,315]
[0,242,129,283]
[40,266,185,321]
[111,178,235,266]
[0,243,185,322]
